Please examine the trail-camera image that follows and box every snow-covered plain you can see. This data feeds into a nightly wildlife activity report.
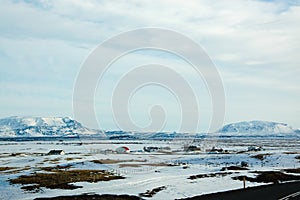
[0,137,300,200]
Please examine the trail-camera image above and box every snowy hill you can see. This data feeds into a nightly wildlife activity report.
[0,116,101,137]
[0,117,298,138]
[218,120,297,135]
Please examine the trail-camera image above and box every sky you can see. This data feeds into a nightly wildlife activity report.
[0,0,299,132]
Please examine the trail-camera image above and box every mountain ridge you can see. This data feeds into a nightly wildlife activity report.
[217,120,297,134]
[0,116,298,138]
[0,116,102,137]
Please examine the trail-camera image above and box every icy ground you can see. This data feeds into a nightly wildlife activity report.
[0,137,300,200]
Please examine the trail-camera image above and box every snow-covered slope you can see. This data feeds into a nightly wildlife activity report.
[218,120,297,135]
[0,116,101,137]
[0,117,298,138]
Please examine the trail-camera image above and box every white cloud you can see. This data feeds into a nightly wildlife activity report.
[0,0,299,130]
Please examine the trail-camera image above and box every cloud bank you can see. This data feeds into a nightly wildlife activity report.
[0,0,299,131]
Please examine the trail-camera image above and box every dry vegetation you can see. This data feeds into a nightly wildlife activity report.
[48,157,61,164]
[251,153,271,161]
[40,164,73,171]
[9,169,125,192]
[90,159,173,168]
[221,166,249,171]
[91,159,147,164]
[0,166,31,174]
[233,171,300,183]
[10,152,26,157]
[188,172,233,180]
[119,164,142,168]
[119,162,175,168]
[283,168,300,174]
[139,186,166,197]
[0,153,10,158]
[0,167,15,171]
[283,152,300,154]
[64,157,82,161]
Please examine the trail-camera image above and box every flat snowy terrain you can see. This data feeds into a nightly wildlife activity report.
[1,137,300,200]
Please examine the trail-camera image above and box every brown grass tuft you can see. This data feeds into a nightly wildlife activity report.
[251,153,271,161]
[233,171,300,183]
[9,169,125,191]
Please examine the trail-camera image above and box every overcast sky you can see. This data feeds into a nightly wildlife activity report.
[0,0,299,132]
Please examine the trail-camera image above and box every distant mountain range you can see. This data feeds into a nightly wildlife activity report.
[0,116,102,137]
[0,116,298,138]
[217,120,297,135]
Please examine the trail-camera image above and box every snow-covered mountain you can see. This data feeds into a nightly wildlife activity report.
[0,116,101,137]
[218,120,297,135]
[0,117,298,138]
